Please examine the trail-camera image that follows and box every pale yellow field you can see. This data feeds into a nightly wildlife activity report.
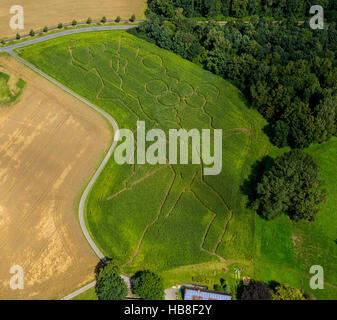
[0,0,146,39]
[0,55,112,299]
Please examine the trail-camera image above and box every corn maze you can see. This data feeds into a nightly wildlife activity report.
[19,31,270,275]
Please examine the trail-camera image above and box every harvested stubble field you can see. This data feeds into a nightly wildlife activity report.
[0,0,146,39]
[19,30,270,284]
[0,55,112,299]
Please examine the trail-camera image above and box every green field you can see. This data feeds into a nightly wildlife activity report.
[72,287,97,300]
[0,70,25,106]
[255,139,337,299]
[19,30,337,299]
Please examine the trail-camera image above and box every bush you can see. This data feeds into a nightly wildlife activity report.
[115,16,121,23]
[43,26,48,33]
[131,270,164,300]
[29,29,35,37]
[272,284,305,300]
[95,260,128,300]
[213,279,229,293]
[87,17,92,24]
[72,20,77,26]
[130,14,136,22]
[16,33,20,40]
[101,16,107,23]
[58,23,63,29]
[1,39,5,45]
[241,281,271,300]
[253,150,327,221]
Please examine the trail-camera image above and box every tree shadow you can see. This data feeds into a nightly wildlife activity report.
[262,124,273,142]
[213,278,229,292]
[240,155,274,208]
[268,280,280,292]
[236,280,244,300]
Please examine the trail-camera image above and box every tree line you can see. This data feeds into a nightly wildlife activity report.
[131,13,337,149]
[147,0,337,21]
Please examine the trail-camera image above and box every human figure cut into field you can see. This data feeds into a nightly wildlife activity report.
[68,35,253,269]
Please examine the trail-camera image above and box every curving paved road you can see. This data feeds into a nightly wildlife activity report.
[61,280,97,300]
[0,25,138,299]
[7,50,120,261]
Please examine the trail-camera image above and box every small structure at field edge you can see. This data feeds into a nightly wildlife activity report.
[182,286,232,301]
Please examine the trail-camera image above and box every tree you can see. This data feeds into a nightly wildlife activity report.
[272,284,305,300]
[43,26,48,33]
[72,20,77,26]
[284,99,317,148]
[29,29,35,37]
[95,261,128,300]
[205,0,222,17]
[253,150,327,221]
[148,0,176,18]
[131,270,164,300]
[101,16,107,23]
[270,120,289,148]
[314,96,337,143]
[16,33,20,40]
[130,14,136,22]
[87,17,92,24]
[58,23,63,29]
[115,16,121,23]
[138,13,173,50]
[241,281,272,300]
[231,0,249,17]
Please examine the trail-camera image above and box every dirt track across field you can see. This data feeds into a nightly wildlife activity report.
[0,55,112,299]
[0,0,146,39]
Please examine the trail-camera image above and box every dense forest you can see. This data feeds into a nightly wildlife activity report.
[131,12,337,148]
[147,0,337,21]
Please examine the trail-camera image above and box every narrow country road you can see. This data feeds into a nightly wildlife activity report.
[61,281,97,300]
[0,25,138,299]
[0,25,137,51]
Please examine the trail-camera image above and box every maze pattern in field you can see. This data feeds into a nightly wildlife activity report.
[20,31,269,273]
[69,35,251,266]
